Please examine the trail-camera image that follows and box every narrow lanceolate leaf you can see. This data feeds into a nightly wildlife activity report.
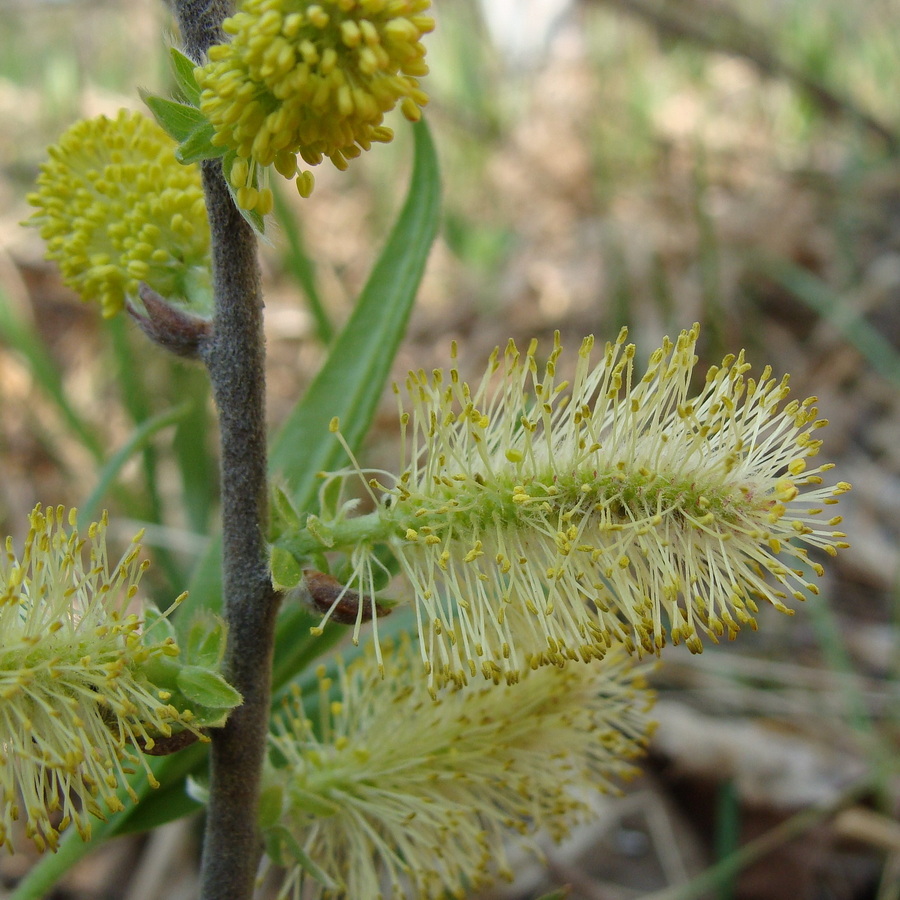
[181,118,440,625]
[269,119,441,512]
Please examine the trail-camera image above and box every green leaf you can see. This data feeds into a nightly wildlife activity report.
[143,93,208,142]
[185,773,210,806]
[115,778,203,834]
[271,545,305,590]
[181,536,223,623]
[0,289,103,460]
[183,612,228,668]
[171,363,217,534]
[142,603,178,645]
[175,121,223,164]
[270,603,347,694]
[176,666,243,709]
[269,118,441,512]
[140,651,181,692]
[265,824,337,889]
[270,482,303,540]
[169,47,202,106]
[109,741,209,836]
[756,256,900,388]
[262,118,440,693]
[102,315,184,588]
[258,781,285,830]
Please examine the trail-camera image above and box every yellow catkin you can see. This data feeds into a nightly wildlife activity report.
[0,506,201,852]
[25,110,211,317]
[321,326,849,691]
[263,637,653,899]
[195,0,433,207]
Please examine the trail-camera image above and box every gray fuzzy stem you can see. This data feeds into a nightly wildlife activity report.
[174,3,280,898]
[174,0,230,61]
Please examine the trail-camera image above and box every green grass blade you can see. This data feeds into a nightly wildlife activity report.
[713,779,739,900]
[77,402,192,528]
[104,317,166,522]
[639,769,882,900]
[0,289,103,460]
[264,117,438,681]
[104,316,189,587]
[756,257,900,387]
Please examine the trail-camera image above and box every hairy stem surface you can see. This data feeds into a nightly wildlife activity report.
[174,3,280,898]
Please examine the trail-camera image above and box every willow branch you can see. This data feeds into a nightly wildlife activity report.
[173,3,280,898]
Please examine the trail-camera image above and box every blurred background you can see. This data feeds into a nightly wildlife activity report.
[2,0,900,897]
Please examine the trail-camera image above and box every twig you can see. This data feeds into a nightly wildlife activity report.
[173,3,281,899]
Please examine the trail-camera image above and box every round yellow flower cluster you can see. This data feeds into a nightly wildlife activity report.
[195,0,433,210]
[26,110,211,318]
